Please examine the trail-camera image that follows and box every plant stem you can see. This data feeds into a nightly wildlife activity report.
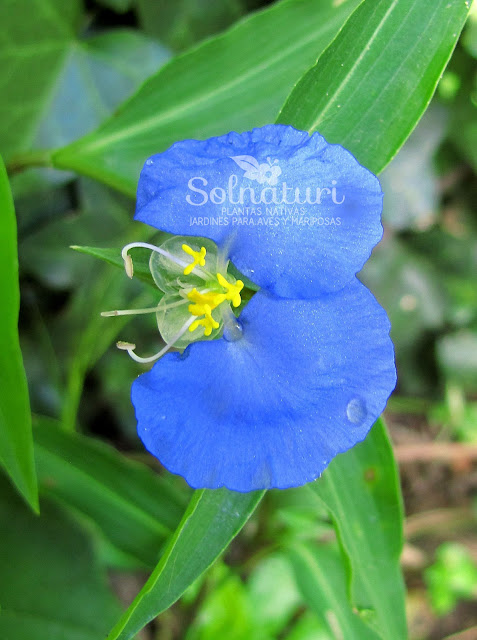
[7,149,54,174]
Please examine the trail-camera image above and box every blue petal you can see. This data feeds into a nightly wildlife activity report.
[132,281,396,492]
[136,124,383,297]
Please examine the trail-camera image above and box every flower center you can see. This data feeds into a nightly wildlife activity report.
[101,236,249,363]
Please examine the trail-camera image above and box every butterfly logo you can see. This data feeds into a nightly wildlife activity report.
[230,156,282,186]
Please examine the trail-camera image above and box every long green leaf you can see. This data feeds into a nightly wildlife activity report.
[107,488,264,640]
[0,0,80,160]
[51,0,363,195]
[288,543,381,640]
[0,0,169,161]
[309,419,406,639]
[34,417,187,567]
[277,0,471,174]
[0,474,121,640]
[0,156,38,512]
[71,245,158,288]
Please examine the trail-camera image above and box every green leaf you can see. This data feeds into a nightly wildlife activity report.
[0,156,38,512]
[288,543,381,640]
[379,105,447,231]
[0,474,121,640]
[136,0,245,52]
[186,573,266,640]
[95,0,133,13]
[0,0,169,160]
[277,0,471,174]
[246,553,303,636]
[0,0,81,160]
[34,29,170,150]
[283,612,331,640]
[71,245,158,288]
[425,542,477,616]
[34,416,187,567]
[52,0,363,195]
[437,330,477,392]
[309,419,407,640]
[106,488,264,640]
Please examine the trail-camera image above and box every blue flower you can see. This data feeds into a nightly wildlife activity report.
[136,124,383,299]
[114,124,395,492]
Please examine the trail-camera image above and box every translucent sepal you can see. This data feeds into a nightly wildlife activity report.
[149,235,223,293]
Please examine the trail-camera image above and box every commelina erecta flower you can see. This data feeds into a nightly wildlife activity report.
[105,124,396,492]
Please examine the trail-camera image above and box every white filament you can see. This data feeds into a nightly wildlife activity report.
[121,242,212,281]
[117,316,195,364]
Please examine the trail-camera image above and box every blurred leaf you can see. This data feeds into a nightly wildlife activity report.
[277,0,470,175]
[267,485,332,543]
[96,0,134,12]
[71,245,157,288]
[288,543,381,639]
[34,29,170,150]
[0,156,38,512]
[186,574,265,640]
[362,235,445,393]
[429,387,477,443]
[0,0,169,160]
[408,223,477,328]
[34,416,187,567]
[59,266,156,431]
[309,419,407,640]
[425,543,477,616]
[19,179,132,290]
[380,105,447,231]
[106,488,264,640]
[362,237,446,350]
[283,612,331,640]
[0,0,81,160]
[0,474,121,639]
[450,80,477,173]
[437,330,477,392]
[462,3,477,58]
[52,0,363,195]
[247,553,302,636]
[136,0,245,52]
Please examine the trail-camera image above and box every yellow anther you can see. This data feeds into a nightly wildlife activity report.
[189,304,219,336]
[182,244,206,276]
[187,288,226,314]
[216,273,244,308]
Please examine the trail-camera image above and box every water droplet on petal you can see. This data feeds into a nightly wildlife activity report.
[346,397,367,426]
[223,320,243,342]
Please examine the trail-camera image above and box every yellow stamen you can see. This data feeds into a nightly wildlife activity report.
[187,288,226,313]
[189,304,219,336]
[216,273,244,307]
[182,244,206,276]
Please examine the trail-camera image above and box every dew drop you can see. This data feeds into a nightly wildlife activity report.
[223,320,243,342]
[346,397,367,426]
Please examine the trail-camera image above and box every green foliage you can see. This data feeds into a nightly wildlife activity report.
[0,0,475,638]
[425,543,477,615]
[310,419,407,639]
[0,475,121,639]
[106,489,264,640]
[34,416,188,567]
[289,543,381,639]
[136,0,245,52]
[71,244,159,288]
[0,157,38,512]
[0,0,81,161]
[51,0,363,195]
[277,0,470,174]
[437,330,477,390]
[0,0,169,161]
